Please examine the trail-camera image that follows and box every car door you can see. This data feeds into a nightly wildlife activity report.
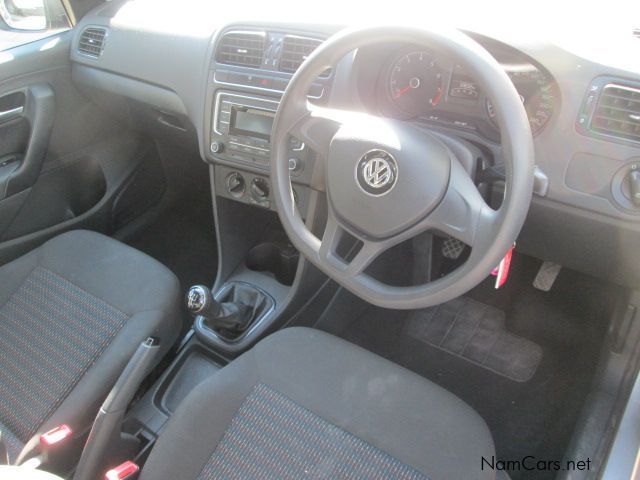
[0,0,168,265]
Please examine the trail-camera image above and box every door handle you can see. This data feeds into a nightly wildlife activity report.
[0,106,23,123]
[0,84,54,200]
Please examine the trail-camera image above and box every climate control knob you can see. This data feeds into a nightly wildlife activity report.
[226,172,245,198]
[250,178,270,201]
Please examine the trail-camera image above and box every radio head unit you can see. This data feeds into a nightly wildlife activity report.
[211,92,304,170]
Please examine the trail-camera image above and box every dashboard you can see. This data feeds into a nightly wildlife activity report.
[66,1,640,287]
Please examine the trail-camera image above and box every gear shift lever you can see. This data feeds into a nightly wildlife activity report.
[186,285,252,332]
[186,285,220,319]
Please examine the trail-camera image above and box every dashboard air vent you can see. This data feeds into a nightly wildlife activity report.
[216,31,266,68]
[78,27,107,58]
[279,36,323,74]
[590,84,640,143]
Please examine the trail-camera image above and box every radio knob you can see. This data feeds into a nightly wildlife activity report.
[226,172,245,198]
[250,178,270,200]
[210,141,224,154]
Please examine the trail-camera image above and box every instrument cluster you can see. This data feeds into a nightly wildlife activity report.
[366,38,559,141]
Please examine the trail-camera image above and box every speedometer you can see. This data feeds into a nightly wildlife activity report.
[389,51,444,116]
[486,66,556,135]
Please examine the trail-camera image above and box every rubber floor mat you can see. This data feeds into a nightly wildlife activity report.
[406,297,542,382]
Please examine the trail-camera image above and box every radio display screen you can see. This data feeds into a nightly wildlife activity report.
[230,106,275,141]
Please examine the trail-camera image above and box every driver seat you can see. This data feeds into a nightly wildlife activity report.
[140,327,496,480]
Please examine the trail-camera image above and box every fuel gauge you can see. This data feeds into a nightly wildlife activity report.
[486,67,556,135]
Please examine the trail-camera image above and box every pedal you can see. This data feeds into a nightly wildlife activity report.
[533,261,561,291]
[442,237,465,259]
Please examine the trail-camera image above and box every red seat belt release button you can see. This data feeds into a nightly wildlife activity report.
[492,243,515,289]
[105,460,140,480]
[39,424,72,448]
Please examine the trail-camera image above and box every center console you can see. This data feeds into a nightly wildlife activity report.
[196,25,336,353]
[207,91,314,212]
[202,29,334,214]
[114,28,340,468]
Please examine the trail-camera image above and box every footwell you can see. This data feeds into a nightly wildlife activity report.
[406,297,542,382]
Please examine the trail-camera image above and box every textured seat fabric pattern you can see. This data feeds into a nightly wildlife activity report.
[0,266,128,444]
[141,328,495,480]
[0,230,181,462]
[197,383,429,480]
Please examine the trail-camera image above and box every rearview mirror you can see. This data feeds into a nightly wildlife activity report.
[0,0,46,31]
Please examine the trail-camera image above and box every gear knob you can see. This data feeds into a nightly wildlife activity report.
[186,285,220,318]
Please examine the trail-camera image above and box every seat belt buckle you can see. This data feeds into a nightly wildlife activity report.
[491,243,515,289]
[39,424,73,448]
[20,424,74,470]
[105,460,140,480]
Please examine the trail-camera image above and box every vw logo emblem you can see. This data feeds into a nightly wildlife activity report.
[364,158,393,187]
[356,150,398,196]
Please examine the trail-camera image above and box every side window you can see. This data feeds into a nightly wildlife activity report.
[0,0,71,50]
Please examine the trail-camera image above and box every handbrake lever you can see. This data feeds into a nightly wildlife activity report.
[73,337,161,480]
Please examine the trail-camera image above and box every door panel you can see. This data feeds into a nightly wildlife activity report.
[1,155,106,241]
[0,31,168,265]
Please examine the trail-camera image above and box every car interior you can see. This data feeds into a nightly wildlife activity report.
[1,0,639,479]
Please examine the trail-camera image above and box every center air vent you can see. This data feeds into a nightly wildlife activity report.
[216,31,266,68]
[279,36,323,74]
[590,84,640,143]
[78,27,107,58]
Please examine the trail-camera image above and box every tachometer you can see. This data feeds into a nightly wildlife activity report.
[389,51,443,116]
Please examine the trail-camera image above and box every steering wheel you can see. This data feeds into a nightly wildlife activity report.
[271,26,534,310]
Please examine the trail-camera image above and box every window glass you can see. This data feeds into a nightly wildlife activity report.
[0,0,70,51]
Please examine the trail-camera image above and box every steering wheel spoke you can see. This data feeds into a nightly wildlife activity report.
[319,210,385,278]
[426,158,499,248]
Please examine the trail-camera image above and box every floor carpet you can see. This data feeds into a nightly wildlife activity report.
[318,253,620,480]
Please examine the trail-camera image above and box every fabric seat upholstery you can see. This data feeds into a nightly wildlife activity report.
[140,327,496,480]
[0,230,181,462]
